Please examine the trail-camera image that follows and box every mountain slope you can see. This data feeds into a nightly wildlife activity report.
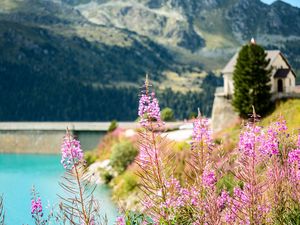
[0,0,300,121]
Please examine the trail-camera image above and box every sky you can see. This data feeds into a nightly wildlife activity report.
[261,0,300,8]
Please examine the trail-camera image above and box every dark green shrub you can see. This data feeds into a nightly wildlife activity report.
[84,151,98,166]
[188,111,197,119]
[122,172,138,193]
[161,107,175,121]
[112,171,138,199]
[110,141,138,173]
[100,170,114,184]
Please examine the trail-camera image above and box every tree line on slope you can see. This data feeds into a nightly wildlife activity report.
[0,64,222,121]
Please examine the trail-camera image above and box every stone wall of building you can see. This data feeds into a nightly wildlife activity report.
[211,95,239,133]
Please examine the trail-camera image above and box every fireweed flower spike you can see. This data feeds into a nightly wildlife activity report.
[288,133,300,165]
[31,198,43,215]
[135,76,181,223]
[202,169,217,189]
[115,216,125,225]
[230,111,271,225]
[61,128,83,169]
[31,187,47,225]
[287,133,300,202]
[188,112,227,224]
[192,110,213,148]
[59,130,103,225]
[138,75,163,128]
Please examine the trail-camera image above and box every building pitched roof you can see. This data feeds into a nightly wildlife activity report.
[274,68,291,78]
[222,50,281,74]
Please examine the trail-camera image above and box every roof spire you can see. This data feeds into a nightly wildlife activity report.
[250,37,256,45]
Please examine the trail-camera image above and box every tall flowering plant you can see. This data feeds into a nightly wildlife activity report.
[288,133,300,202]
[30,186,51,225]
[135,76,184,224]
[58,129,105,225]
[188,113,228,224]
[265,118,300,223]
[226,112,271,224]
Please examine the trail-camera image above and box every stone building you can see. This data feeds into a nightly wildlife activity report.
[222,50,296,97]
[212,43,298,133]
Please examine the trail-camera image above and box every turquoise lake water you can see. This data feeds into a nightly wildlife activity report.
[0,154,118,225]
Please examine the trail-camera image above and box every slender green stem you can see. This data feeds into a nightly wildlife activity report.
[74,164,89,224]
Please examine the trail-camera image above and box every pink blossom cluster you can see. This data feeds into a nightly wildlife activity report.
[288,134,300,183]
[288,149,300,164]
[192,117,212,147]
[239,123,280,158]
[138,92,161,127]
[202,169,217,189]
[61,134,83,169]
[217,190,229,210]
[31,197,43,215]
[238,124,261,157]
[115,216,125,225]
[259,127,279,155]
[275,117,288,132]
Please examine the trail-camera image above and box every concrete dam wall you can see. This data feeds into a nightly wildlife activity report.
[0,122,138,154]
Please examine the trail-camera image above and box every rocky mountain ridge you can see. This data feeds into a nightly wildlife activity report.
[0,0,299,121]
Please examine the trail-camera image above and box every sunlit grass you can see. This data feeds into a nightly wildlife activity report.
[261,99,300,132]
[214,99,300,153]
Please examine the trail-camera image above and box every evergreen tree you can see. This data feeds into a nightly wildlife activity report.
[232,42,272,118]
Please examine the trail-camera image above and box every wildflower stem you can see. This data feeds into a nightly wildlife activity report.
[74,164,88,224]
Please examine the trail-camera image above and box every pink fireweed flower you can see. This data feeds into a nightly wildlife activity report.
[275,117,287,132]
[138,92,161,127]
[116,216,125,225]
[217,191,229,210]
[190,187,200,206]
[192,116,212,147]
[288,149,300,164]
[288,133,300,167]
[61,132,83,169]
[259,127,279,155]
[290,168,300,182]
[31,197,43,215]
[178,188,191,207]
[239,124,262,157]
[202,169,217,189]
[233,187,249,206]
[288,136,300,183]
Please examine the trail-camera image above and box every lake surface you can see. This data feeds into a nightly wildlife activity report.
[0,154,118,225]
